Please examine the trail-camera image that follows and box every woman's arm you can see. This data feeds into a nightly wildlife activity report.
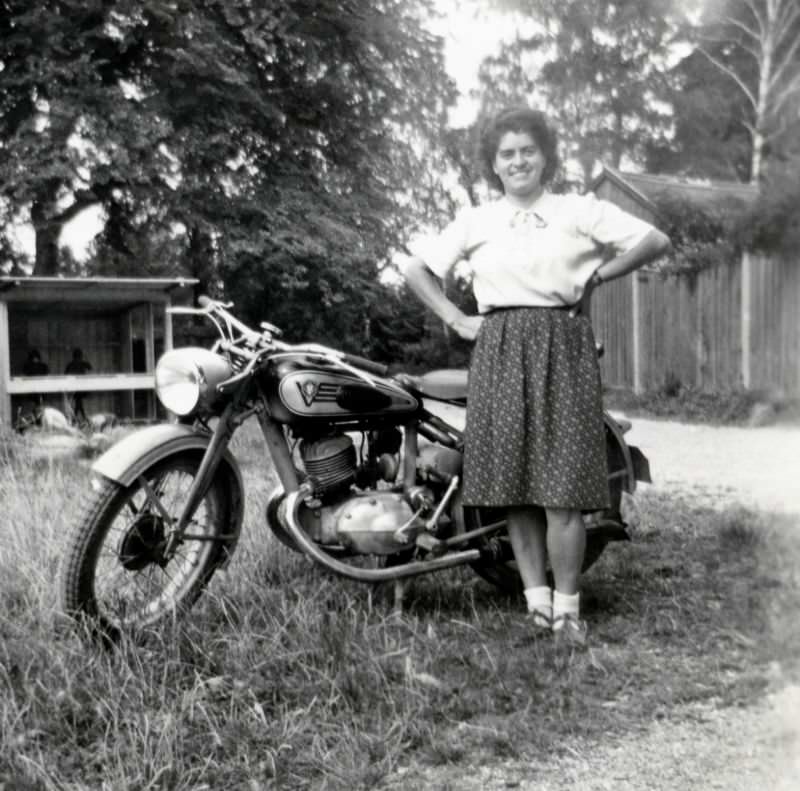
[594,228,671,284]
[400,255,483,341]
[571,228,671,318]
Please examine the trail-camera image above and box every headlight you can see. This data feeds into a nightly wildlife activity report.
[155,348,233,416]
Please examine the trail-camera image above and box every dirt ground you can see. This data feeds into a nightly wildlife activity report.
[405,404,800,791]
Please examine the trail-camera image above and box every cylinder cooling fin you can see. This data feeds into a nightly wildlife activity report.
[300,435,357,495]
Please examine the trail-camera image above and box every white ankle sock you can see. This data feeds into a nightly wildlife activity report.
[552,590,580,627]
[524,586,552,619]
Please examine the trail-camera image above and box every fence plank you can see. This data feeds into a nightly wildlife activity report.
[591,253,798,395]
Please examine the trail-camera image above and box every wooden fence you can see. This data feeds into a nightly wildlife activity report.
[592,253,800,396]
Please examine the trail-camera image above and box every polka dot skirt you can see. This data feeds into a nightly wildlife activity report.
[463,307,610,510]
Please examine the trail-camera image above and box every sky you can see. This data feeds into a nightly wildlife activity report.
[431,0,518,125]
[9,1,508,263]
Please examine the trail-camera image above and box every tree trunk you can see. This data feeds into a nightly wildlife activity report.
[183,226,217,297]
[750,4,774,184]
[30,198,62,276]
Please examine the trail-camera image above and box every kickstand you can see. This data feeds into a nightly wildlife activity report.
[393,578,406,615]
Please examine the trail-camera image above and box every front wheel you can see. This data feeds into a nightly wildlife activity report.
[59,451,233,639]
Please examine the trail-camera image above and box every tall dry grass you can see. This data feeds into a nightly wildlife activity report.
[1,423,799,790]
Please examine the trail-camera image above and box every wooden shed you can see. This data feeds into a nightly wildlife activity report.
[0,276,198,427]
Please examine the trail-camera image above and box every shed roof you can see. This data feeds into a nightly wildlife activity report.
[0,276,198,297]
[0,276,199,313]
[591,166,758,213]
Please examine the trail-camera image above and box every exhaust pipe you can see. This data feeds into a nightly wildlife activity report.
[279,486,481,582]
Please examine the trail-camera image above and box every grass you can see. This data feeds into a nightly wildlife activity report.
[1,424,799,790]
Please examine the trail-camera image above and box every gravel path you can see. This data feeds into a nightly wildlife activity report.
[394,686,800,790]
[623,416,800,517]
[410,403,800,790]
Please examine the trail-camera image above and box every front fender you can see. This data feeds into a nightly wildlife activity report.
[92,423,245,568]
[95,423,220,484]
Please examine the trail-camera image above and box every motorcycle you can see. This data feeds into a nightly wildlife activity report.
[59,296,651,638]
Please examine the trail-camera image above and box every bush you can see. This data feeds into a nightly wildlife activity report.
[651,193,743,274]
[734,168,800,258]
[604,385,773,425]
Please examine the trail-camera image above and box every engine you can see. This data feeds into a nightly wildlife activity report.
[298,428,403,500]
[299,435,357,497]
[275,429,420,555]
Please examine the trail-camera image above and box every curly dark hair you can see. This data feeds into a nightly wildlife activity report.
[478,106,560,193]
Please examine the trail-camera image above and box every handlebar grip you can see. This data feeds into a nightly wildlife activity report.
[342,353,389,378]
[197,295,213,308]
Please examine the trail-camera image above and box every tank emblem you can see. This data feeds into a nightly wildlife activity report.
[297,381,339,406]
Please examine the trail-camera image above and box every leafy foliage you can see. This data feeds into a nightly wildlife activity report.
[477,0,682,185]
[645,49,754,181]
[734,166,800,256]
[650,165,800,269]
[0,0,464,363]
[650,192,743,273]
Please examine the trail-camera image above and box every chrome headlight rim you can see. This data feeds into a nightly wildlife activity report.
[155,354,202,416]
[155,348,232,417]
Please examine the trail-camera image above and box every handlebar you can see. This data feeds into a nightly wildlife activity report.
[341,353,389,378]
[188,295,390,380]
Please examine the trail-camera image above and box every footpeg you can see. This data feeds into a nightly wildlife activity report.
[415,532,446,556]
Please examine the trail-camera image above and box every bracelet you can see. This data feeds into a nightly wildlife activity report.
[591,269,604,287]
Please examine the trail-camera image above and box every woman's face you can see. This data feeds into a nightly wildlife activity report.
[492,130,547,198]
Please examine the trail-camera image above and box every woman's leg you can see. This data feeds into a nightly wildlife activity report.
[545,507,588,643]
[507,506,552,627]
[544,507,585,594]
[506,505,548,588]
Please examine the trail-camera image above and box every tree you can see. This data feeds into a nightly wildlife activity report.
[475,0,682,185]
[0,1,170,274]
[697,0,800,182]
[645,48,754,180]
[0,1,463,360]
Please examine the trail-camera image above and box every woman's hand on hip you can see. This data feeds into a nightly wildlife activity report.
[569,271,602,318]
[448,314,484,341]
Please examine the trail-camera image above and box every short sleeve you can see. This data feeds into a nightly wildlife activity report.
[578,193,654,253]
[408,208,471,279]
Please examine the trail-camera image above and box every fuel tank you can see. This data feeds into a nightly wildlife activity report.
[259,354,419,427]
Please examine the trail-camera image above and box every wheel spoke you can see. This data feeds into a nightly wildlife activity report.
[68,455,229,632]
[137,475,175,524]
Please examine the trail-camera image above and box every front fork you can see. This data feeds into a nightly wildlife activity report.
[161,402,241,558]
[163,380,299,559]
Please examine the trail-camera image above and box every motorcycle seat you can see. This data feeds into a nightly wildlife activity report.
[397,368,468,401]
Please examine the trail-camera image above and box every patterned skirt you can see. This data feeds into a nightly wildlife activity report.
[462,306,609,510]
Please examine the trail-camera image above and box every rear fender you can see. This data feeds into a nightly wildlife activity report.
[604,413,640,494]
[629,445,652,484]
[92,423,244,568]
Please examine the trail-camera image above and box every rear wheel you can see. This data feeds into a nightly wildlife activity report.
[59,452,232,640]
[464,424,629,594]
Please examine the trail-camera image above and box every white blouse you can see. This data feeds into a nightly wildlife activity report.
[409,192,654,312]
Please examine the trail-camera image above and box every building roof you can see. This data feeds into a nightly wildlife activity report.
[0,276,199,311]
[0,276,198,295]
[591,165,758,213]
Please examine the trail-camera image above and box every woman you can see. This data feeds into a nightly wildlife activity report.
[399,106,670,645]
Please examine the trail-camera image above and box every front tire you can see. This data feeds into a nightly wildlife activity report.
[59,451,232,639]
